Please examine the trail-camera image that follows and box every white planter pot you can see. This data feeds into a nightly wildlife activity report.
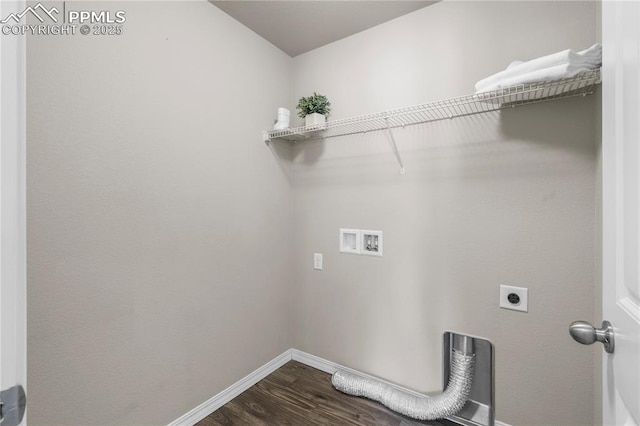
[304,112,326,128]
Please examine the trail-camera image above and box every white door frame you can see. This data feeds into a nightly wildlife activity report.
[0,0,27,424]
[601,1,640,425]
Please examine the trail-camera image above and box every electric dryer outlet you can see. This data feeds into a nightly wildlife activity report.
[499,285,528,312]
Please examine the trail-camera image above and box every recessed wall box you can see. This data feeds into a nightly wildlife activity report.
[339,229,361,254]
[361,230,383,257]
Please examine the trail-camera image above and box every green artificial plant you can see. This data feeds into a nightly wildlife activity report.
[296,92,332,118]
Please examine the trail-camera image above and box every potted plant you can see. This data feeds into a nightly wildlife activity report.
[297,92,331,128]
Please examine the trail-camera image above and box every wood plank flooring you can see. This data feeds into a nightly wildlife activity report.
[197,361,445,426]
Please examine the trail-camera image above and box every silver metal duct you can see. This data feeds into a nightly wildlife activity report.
[331,336,476,421]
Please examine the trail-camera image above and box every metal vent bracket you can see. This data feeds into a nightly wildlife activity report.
[444,332,495,426]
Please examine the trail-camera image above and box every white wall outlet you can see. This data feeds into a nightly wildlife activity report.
[500,285,528,312]
[313,253,323,270]
[339,229,361,254]
[361,230,383,257]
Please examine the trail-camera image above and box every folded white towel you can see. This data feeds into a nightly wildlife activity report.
[477,63,595,92]
[475,43,601,92]
[507,60,524,70]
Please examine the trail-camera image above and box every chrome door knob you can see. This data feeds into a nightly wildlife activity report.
[569,320,615,353]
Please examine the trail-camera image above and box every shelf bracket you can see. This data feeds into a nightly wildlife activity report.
[385,119,405,174]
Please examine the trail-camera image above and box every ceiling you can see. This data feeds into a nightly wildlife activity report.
[209,1,437,57]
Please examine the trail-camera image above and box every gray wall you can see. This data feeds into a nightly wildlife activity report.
[27,1,293,424]
[289,2,599,425]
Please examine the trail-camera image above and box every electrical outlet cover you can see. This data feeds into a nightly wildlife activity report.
[499,285,528,312]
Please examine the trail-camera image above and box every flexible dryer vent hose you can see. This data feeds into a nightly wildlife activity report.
[331,349,475,421]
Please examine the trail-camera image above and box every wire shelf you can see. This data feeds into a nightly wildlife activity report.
[263,69,600,144]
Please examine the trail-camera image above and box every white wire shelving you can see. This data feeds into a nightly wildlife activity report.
[262,69,601,173]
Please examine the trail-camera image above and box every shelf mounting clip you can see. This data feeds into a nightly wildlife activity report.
[385,118,405,174]
[262,131,271,145]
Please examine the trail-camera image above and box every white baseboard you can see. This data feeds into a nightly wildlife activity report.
[169,348,510,426]
[291,348,425,399]
[167,349,293,426]
[290,348,338,374]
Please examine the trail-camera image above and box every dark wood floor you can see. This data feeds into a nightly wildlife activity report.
[197,361,445,426]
